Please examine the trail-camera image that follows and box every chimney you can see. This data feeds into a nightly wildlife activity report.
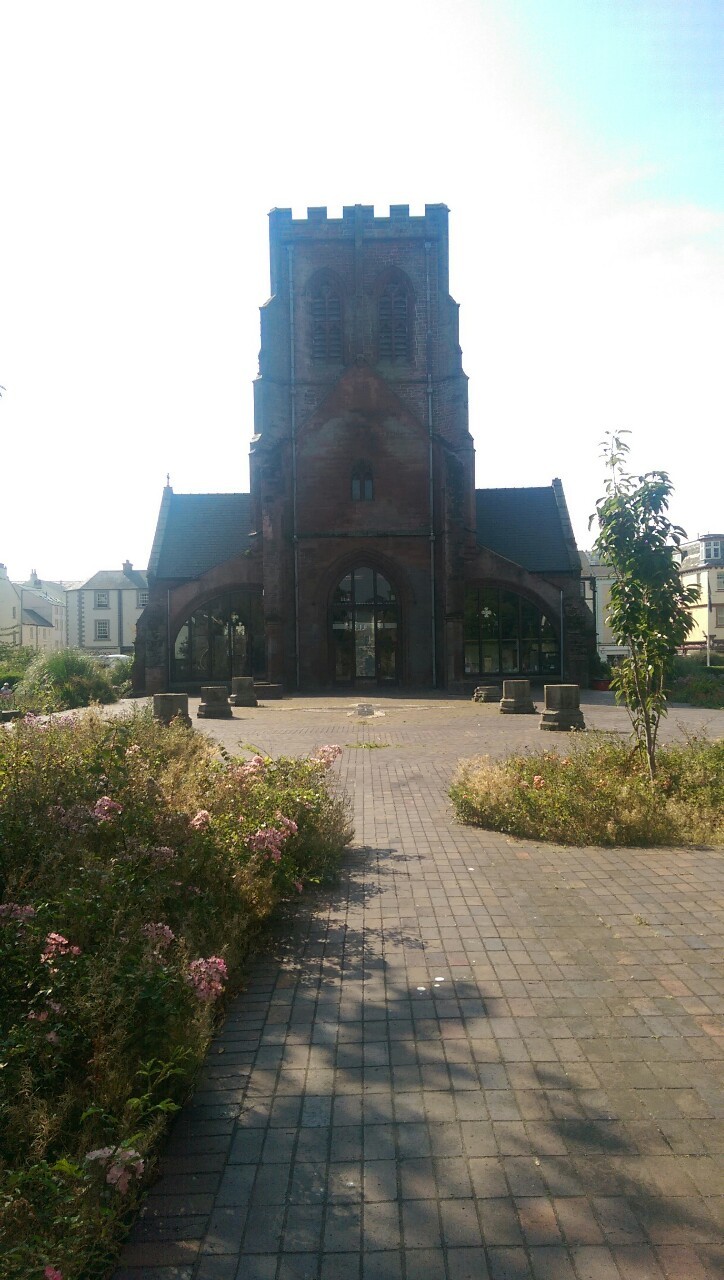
[123,560,132,575]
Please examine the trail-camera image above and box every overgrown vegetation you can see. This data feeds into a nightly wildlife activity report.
[591,433,699,778]
[451,735,724,847]
[669,653,724,708]
[0,644,36,685]
[0,710,350,1280]
[12,649,130,712]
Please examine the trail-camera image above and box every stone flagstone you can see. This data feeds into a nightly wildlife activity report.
[114,694,724,1280]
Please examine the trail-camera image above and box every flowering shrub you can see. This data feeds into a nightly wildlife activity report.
[186,955,228,1002]
[0,709,350,1279]
[451,734,724,847]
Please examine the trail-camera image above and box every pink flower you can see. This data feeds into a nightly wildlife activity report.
[41,932,81,965]
[236,754,267,780]
[86,1146,144,1194]
[28,1010,49,1022]
[44,1268,63,1280]
[276,813,298,836]
[313,743,343,769]
[93,796,123,821]
[533,775,545,789]
[247,826,286,857]
[190,809,211,829]
[142,922,175,950]
[186,956,228,1002]
[293,881,303,894]
[0,903,36,921]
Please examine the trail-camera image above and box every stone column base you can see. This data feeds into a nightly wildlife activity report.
[540,709,586,731]
[197,686,233,719]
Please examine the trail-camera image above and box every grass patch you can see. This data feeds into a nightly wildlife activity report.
[0,711,351,1279]
[450,734,724,847]
[346,741,389,749]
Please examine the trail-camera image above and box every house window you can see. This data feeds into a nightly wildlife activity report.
[702,540,721,561]
[137,590,149,607]
[716,572,724,592]
[95,620,110,641]
[94,591,109,608]
[716,606,724,628]
[379,282,410,361]
[310,283,342,361]
[351,463,374,501]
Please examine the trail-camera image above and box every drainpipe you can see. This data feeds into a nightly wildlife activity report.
[560,588,565,681]
[287,244,300,691]
[167,589,172,690]
[425,241,437,687]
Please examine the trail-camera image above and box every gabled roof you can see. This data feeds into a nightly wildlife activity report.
[79,569,149,591]
[475,485,579,574]
[149,492,254,580]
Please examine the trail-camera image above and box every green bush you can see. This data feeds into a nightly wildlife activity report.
[0,711,351,1279]
[0,644,37,686]
[669,672,724,708]
[450,734,724,847]
[671,651,724,678]
[13,649,120,712]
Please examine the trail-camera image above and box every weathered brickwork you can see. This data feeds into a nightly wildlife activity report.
[136,205,592,693]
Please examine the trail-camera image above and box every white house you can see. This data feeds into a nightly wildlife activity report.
[579,551,629,664]
[678,534,724,654]
[0,564,22,645]
[15,574,69,651]
[67,562,149,654]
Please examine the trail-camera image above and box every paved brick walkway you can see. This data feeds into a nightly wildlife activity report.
[116,695,724,1280]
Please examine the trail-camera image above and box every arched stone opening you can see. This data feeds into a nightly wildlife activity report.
[329,566,400,686]
[171,590,264,686]
[464,585,560,679]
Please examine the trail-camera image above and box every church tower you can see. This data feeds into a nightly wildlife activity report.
[251,204,474,689]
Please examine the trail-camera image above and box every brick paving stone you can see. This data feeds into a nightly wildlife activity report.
[111,694,724,1279]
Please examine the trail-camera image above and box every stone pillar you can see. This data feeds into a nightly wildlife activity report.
[265,616,285,685]
[540,684,585,731]
[197,686,233,719]
[445,615,464,685]
[230,677,258,707]
[499,679,536,714]
[472,685,500,704]
[254,682,284,700]
[152,694,192,727]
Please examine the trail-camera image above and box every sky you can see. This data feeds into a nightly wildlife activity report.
[1,0,722,582]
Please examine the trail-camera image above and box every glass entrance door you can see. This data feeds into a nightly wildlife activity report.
[331,568,399,684]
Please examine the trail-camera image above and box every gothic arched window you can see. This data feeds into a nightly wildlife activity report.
[351,462,374,502]
[310,279,343,361]
[379,280,411,361]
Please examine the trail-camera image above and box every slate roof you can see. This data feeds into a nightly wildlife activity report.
[22,609,53,628]
[149,492,254,580]
[475,486,579,574]
[80,569,148,591]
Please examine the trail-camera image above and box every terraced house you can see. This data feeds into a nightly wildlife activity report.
[136,205,593,693]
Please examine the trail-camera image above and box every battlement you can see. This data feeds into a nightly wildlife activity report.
[269,203,449,238]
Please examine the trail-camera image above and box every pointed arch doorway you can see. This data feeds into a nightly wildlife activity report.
[330,567,399,686]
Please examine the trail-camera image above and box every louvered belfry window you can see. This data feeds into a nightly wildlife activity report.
[311,284,342,361]
[379,283,410,360]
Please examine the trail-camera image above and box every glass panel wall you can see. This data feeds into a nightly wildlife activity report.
[463,587,559,678]
[172,592,263,684]
[331,568,398,684]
